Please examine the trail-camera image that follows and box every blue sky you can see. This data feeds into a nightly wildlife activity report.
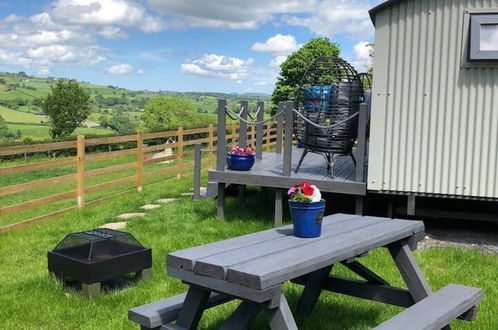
[0,0,380,93]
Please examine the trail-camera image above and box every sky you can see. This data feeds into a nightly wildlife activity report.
[0,0,381,93]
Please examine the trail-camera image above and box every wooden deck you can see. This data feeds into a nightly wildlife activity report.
[208,147,367,195]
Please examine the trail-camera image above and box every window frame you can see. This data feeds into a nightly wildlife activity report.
[469,14,498,60]
[461,8,498,69]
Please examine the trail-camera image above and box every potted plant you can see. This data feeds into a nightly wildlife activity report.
[288,181,325,238]
[227,146,255,171]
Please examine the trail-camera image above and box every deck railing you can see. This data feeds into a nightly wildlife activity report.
[214,98,369,183]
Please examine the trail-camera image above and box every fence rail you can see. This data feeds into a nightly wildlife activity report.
[0,122,278,233]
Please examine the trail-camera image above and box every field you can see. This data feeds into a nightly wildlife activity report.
[0,177,497,329]
[0,72,270,141]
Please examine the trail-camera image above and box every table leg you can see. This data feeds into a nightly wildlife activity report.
[297,264,333,313]
[176,286,211,329]
[265,293,298,330]
[388,239,431,303]
[220,301,262,330]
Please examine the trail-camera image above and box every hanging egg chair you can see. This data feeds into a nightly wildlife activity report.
[294,57,364,177]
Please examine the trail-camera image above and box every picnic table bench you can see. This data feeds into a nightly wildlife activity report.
[129,213,483,329]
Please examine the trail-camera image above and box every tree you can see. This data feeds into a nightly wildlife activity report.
[98,115,109,128]
[0,114,18,140]
[42,79,90,138]
[271,38,340,110]
[108,112,136,134]
[142,96,196,131]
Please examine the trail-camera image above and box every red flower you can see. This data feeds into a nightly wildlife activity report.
[246,148,254,155]
[302,185,314,196]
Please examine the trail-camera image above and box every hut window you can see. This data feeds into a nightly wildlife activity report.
[469,14,498,60]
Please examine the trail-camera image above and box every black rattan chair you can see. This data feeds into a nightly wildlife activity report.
[294,57,364,177]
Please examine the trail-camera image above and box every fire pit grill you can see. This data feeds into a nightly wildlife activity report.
[48,228,152,297]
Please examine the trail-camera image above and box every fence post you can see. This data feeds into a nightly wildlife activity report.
[239,100,248,147]
[256,101,264,160]
[231,123,237,145]
[216,99,227,171]
[177,127,184,178]
[193,144,202,200]
[216,99,227,219]
[76,135,85,208]
[283,101,294,177]
[276,102,284,154]
[208,123,214,168]
[136,130,144,192]
[265,122,271,151]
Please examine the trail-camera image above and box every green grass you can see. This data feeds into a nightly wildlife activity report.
[0,106,47,123]
[5,123,114,139]
[0,179,497,329]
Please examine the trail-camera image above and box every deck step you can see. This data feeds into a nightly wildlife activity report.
[373,284,483,330]
[128,292,233,329]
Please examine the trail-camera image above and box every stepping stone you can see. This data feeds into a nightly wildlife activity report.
[156,198,177,204]
[117,213,146,220]
[140,204,161,210]
[100,222,126,230]
[181,192,194,197]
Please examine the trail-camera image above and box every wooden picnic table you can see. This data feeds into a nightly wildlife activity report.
[164,213,432,329]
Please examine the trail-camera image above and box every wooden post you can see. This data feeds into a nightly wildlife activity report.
[208,124,214,169]
[216,99,227,171]
[136,130,144,192]
[193,144,202,200]
[276,102,284,154]
[265,122,271,151]
[256,101,264,160]
[231,123,237,145]
[355,103,368,182]
[239,100,248,147]
[177,127,184,178]
[76,135,85,208]
[283,101,294,177]
[216,99,227,219]
[238,100,248,203]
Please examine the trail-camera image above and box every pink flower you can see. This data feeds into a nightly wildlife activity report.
[287,186,296,195]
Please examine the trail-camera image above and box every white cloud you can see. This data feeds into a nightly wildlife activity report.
[37,67,51,75]
[98,26,129,39]
[148,0,316,29]
[0,12,106,72]
[350,41,372,71]
[283,0,375,39]
[106,63,133,74]
[137,68,144,74]
[50,0,165,32]
[270,55,288,68]
[181,54,253,81]
[251,34,300,56]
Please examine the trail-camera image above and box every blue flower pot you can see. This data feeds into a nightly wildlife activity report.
[227,153,255,171]
[289,200,325,238]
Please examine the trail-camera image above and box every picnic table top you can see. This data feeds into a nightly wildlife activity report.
[167,213,424,291]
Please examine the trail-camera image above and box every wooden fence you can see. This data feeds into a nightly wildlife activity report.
[0,123,279,233]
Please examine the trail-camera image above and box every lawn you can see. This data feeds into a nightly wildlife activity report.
[0,106,47,123]
[5,123,114,139]
[0,177,497,329]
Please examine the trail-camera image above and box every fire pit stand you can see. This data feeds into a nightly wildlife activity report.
[48,228,152,298]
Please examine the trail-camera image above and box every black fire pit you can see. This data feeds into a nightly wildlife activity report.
[48,228,152,298]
